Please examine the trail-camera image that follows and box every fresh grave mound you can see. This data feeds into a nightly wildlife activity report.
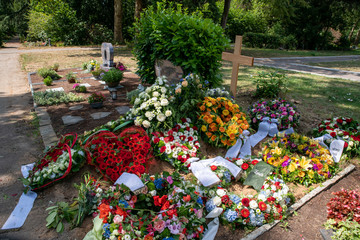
[313,116,360,157]
[248,99,300,131]
[84,127,153,181]
[85,172,207,240]
[198,97,249,148]
[262,133,338,185]
[151,118,201,171]
[21,133,85,191]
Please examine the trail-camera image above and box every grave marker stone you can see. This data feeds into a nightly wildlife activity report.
[155,59,184,86]
[222,35,254,96]
[101,42,114,70]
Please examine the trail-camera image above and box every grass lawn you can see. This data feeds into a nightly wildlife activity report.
[20,46,138,72]
[236,47,360,58]
[221,62,360,134]
[305,60,360,72]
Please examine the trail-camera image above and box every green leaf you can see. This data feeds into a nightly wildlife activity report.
[46,211,57,226]
[56,222,64,233]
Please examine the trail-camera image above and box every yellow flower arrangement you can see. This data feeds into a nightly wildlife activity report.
[262,133,339,186]
[198,97,249,148]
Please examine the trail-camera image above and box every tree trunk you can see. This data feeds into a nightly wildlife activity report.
[354,27,360,45]
[348,19,359,41]
[221,0,231,29]
[114,0,123,43]
[134,0,144,20]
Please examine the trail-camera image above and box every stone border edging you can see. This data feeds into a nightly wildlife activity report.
[241,164,356,240]
[27,72,59,147]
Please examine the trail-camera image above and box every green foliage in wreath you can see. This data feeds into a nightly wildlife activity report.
[133,2,229,86]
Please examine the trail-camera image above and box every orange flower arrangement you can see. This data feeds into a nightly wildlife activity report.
[198,97,249,148]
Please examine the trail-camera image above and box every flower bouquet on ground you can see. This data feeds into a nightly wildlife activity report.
[152,118,200,171]
[198,97,249,148]
[83,127,153,182]
[313,117,360,157]
[21,133,85,191]
[126,76,176,133]
[248,99,300,131]
[204,174,291,228]
[262,133,338,186]
[82,59,98,72]
[88,171,207,240]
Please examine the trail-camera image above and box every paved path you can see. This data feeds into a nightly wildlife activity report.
[255,55,360,82]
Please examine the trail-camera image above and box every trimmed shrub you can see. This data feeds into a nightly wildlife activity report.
[33,91,83,106]
[43,76,53,86]
[37,68,62,80]
[133,3,229,87]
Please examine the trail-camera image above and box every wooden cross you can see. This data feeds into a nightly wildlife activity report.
[222,35,254,96]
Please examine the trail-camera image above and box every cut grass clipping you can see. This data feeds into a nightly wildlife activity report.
[33,91,84,106]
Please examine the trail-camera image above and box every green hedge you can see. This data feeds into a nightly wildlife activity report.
[243,32,297,50]
[133,3,229,86]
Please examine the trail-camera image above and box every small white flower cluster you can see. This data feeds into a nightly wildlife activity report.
[30,149,83,184]
[126,76,174,130]
[205,87,232,100]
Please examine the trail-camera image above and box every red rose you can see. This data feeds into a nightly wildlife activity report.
[188,136,193,141]
[241,208,250,218]
[241,163,249,170]
[153,138,160,144]
[336,118,343,124]
[346,118,352,123]
[210,165,217,171]
[344,142,348,148]
[221,195,230,204]
[259,201,267,211]
[334,124,338,128]
[251,160,259,165]
[318,128,324,132]
[161,200,170,210]
[343,131,349,136]
[330,132,336,138]
[241,198,250,207]
[160,146,166,153]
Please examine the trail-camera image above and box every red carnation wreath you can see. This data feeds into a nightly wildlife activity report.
[84,127,153,182]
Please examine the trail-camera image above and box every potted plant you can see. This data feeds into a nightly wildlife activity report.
[72,83,87,93]
[102,69,123,88]
[51,63,59,72]
[66,72,77,83]
[88,92,105,108]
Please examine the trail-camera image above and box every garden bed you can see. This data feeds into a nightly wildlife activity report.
[30,68,140,137]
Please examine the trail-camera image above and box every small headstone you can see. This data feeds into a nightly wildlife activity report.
[116,106,130,115]
[105,85,123,90]
[155,59,183,86]
[320,229,334,240]
[69,105,83,111]
[46,87,64,92]
[101,42,114,70]
[99,81,106,85]
[80,83,91,87]
[62,115,84,126]
[90,112,112,120]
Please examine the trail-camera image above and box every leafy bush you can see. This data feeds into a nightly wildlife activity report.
[253,72,287,98]
[102,69,123,85]
[88,24,113,44]
[225,8,267,42]
[37,68,62,80]
[27,10,51,42]
[43,76,53,86]
[33,91,83,106]
[0,30,4,47]
[243,32,281,49]
[325,218,360,240]
[133,3,229,86]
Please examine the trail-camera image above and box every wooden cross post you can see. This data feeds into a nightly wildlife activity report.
[222,35,254,97]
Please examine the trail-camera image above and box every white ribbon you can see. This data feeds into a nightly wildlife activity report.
[190,156,242,187]
[205,208,223,218]
[314,134,345,163]
[250,117,271,147]
[202,217,220,240]
[114,172,145,191]
[1,163,38,230]
[239,130,251,159]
